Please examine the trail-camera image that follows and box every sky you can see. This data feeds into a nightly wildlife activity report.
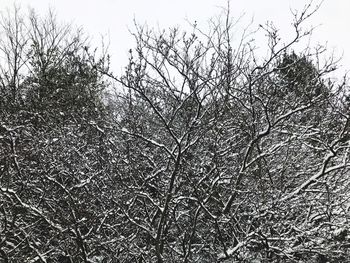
[1,0,350,77]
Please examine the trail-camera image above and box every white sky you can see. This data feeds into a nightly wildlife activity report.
[1,0,350,77]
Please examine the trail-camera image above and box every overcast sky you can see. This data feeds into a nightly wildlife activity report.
[1,0,350,77]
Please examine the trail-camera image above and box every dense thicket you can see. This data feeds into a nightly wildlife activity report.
[1,4,350,263]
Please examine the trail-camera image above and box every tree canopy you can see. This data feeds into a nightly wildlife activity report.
[1,3,350,263]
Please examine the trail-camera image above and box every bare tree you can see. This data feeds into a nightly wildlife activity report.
[103,2,350,262]
[0,8,111,263]
[0,5,29,108]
